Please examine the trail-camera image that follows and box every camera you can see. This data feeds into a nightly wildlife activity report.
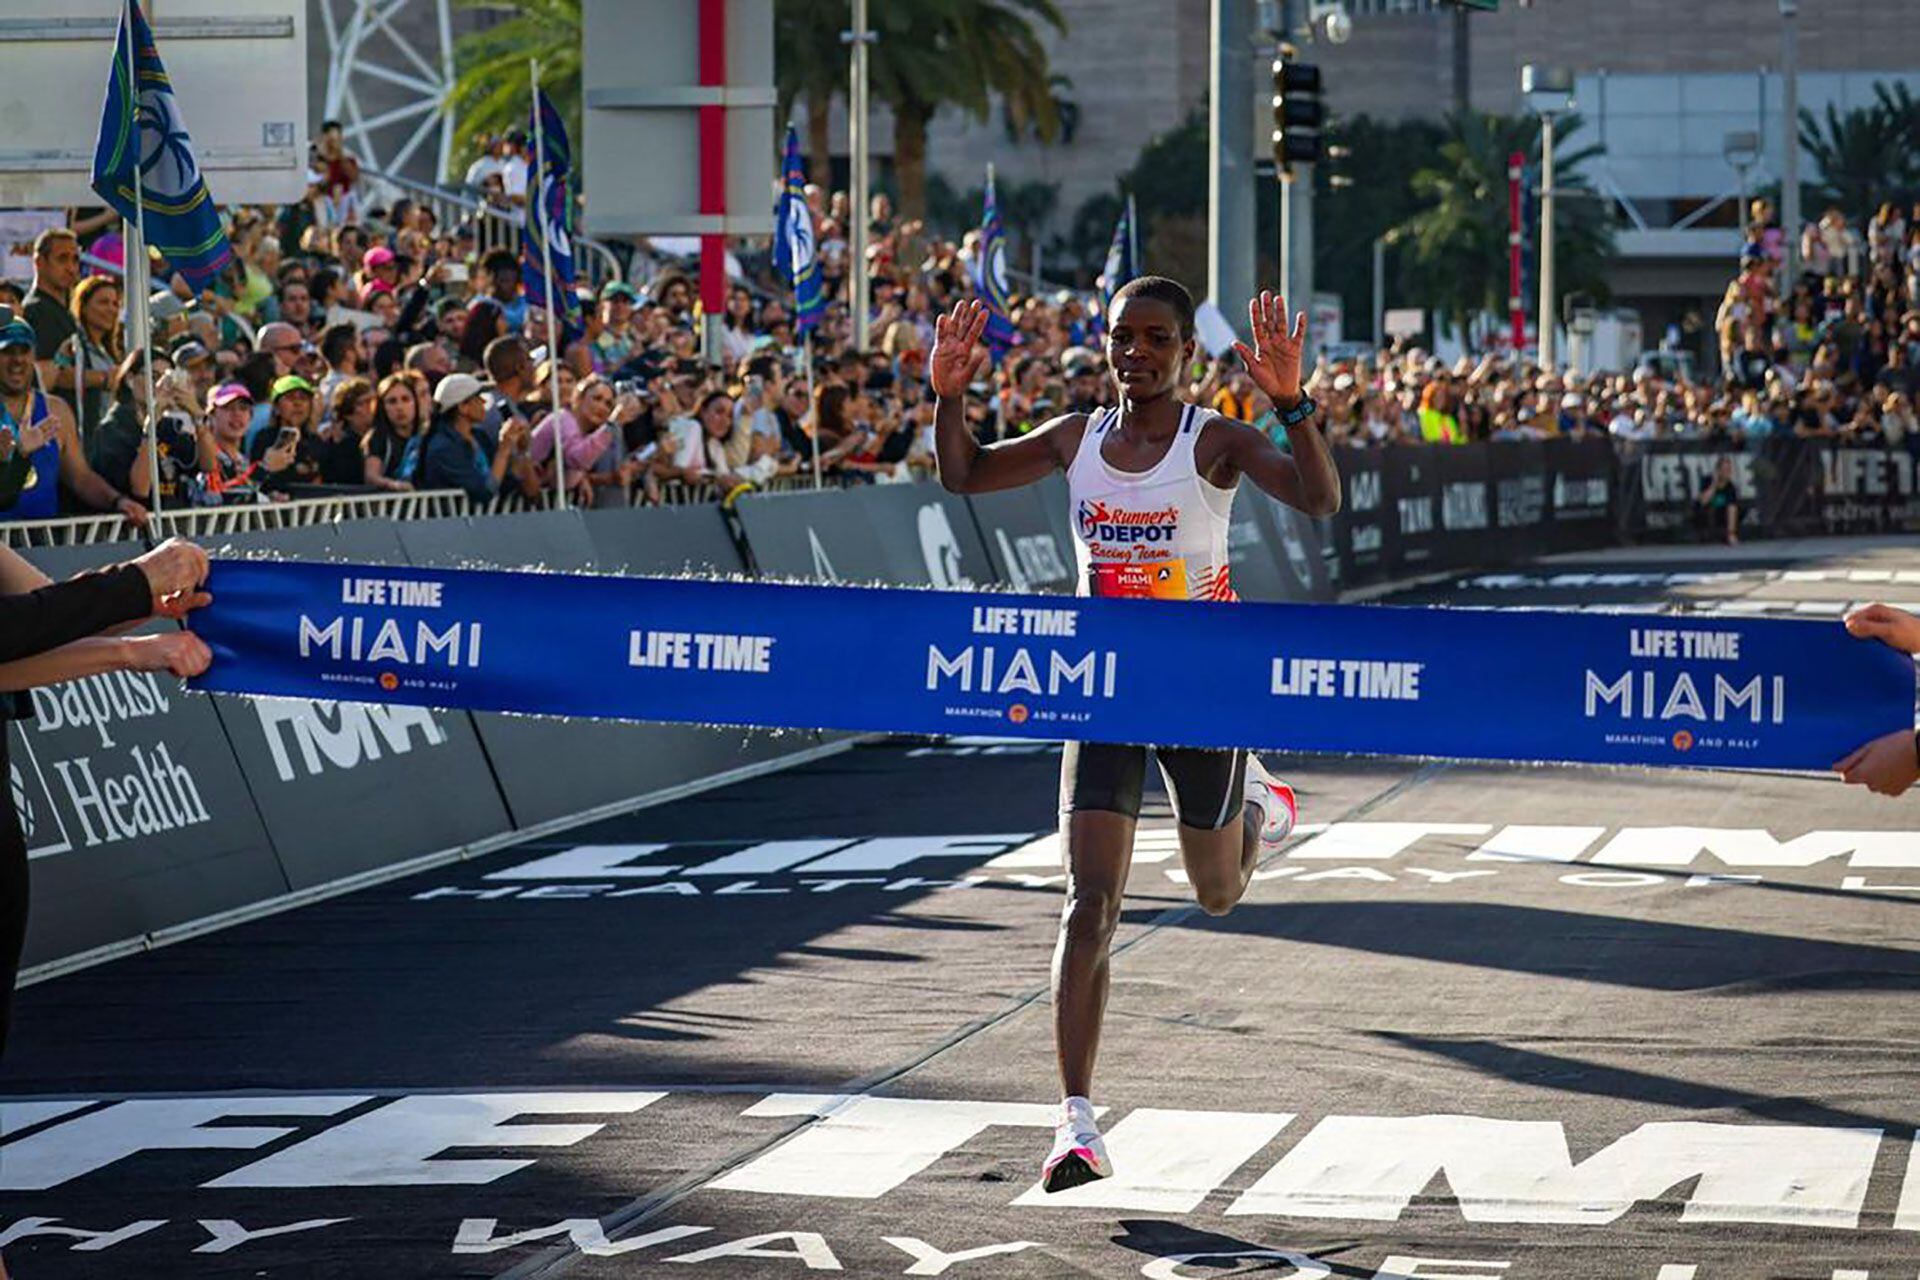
[613,378,652,400]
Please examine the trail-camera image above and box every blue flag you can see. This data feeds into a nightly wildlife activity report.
[774,125,824,337]
[522,89,580,337]
[1099,197,1137,330]
[90,0,233,289]
[973,171,1019,355]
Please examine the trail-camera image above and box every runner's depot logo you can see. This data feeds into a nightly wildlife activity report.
[1672,729,1695,752]
[1076,498,1179,545]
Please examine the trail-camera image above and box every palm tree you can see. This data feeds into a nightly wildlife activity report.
[448,0,582,175]
[1799,96,1917,220]
[1396,111,1614,333]
[871,0,1066,222]
[775,0,846,180]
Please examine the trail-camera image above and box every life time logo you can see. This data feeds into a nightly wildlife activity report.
[1076,498,1179,545]
[926,605,1118,703]
[297,575,484,673]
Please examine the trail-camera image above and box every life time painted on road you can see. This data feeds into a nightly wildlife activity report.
[186,561,1916,770]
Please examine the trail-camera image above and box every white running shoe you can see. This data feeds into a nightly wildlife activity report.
[1041,1099,1111,1193]
[1244,754,1298,854]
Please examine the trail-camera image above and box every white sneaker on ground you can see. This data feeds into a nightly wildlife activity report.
[1040,1098,1111,1193]
[1243,754,1298,855]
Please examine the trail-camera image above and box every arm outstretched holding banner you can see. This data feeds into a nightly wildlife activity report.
[1834,602,1920,796]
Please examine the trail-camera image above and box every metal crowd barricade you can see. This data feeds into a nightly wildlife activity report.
[0,490,474,549]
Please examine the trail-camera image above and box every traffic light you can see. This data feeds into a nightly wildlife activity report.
[1271,55,1325,169]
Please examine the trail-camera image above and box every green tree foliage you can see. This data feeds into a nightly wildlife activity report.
[1397,111,1614,331]
[773,0,1065,220]
[1313,115,1446,331]
[1799,86,1920,220]
[448,0,581,176]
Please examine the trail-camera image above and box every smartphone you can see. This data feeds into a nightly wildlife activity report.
[442,262,470,283]
[274,426,300,450]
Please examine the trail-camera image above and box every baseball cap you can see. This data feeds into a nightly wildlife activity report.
[363,245,396,269]
[271,374,316,400]
[600,281,639,303]
[208,381,254,409]
[432,371,484,409]
[0,314,34,351]
[150,289,197,322]
[171,339,212,366]
[359,280,394,307]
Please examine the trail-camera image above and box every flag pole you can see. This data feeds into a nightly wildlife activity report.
[127,0,159,529]
[1127,192,1139,273]
[805,331,819,489]
[531,59,566,510]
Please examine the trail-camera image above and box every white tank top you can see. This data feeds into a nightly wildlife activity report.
[1066,402,1237,601]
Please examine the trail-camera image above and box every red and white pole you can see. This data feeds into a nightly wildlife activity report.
[698,0,728,365]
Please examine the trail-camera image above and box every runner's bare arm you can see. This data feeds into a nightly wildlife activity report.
[930,298,1074,494]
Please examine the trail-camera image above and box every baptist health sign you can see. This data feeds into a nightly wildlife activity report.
[0,2,308,208]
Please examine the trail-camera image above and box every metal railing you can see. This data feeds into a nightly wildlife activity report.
[0,490,472,549]
[362,166,624,292]
[1,474,860,547]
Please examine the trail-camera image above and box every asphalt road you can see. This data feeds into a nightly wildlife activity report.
[4,540,1918,1280]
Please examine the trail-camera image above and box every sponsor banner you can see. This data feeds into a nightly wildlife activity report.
[1385,446,1443,570]
[190,561,1911,770]
[11,544,286,968]
[1488,438,1548,560]
[580,503,745,577]
[733,482,994,588]
[1543,436,1614,551]
[1240,490,1332,603]
[964,485,1075,594]
[1329,445,1392,585]
[1432,443,1493,567]
[403,507,814,830]
[1617,437,1830,541]
[200,525,512,891]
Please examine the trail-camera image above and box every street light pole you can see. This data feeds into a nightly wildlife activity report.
[1524,64,1572,372]
[1779,0,1800,281]
[848,0,872,351]
[1371,233,1386,349]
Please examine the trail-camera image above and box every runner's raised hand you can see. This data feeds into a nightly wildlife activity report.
[929,299,991,399]
[1234,290,1308,404]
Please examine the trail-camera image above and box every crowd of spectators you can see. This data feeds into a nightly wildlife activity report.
[1290,197,1920,455]
[5,126,1919,529]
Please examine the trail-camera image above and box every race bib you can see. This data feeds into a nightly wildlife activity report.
[1094,560,1189,600]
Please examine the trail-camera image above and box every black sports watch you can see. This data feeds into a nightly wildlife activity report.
[1274,394,1319,429]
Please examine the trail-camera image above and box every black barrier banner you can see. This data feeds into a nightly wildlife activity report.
[1244,491,1334,603]
[1546,436,1615,551]
[734,483,995,587]
[1387,446,1443,570]
[202,522,513,891]
[965,485,1075,593]
[1489,439,1549,560]
[1434,444,1493,568]
[1622,440,1771,541]
[1331,445,1392,585]
[191,559,1914,771]
[12,544,287,968]
[1818,441,1920,533]
[401,506,816,830]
